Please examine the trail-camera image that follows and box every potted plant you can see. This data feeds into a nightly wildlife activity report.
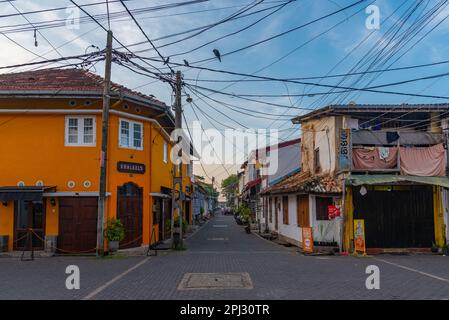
[442,243,449,256]
[431,242,439,253]
[106,218,125,254]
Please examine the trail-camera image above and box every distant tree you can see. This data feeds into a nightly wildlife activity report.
[221,174,238,206]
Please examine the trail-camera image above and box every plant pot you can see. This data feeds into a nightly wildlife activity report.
[431,247,438,253]
[173,227,181,234]
[108,240,119,253]
[173,232,181,248]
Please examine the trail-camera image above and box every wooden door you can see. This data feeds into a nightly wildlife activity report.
[282,196,289,225]
[14,200,45,250]
[274,197,280,230]
[58,197,97,253]
[117,183,143,249]
[296,195,310,227]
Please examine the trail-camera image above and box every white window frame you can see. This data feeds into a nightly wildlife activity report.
[64,116,96,147]
[163,142,168,163]
[119,118,144,150]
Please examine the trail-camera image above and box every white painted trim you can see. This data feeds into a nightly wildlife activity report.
[118,117,144,151]
[0,109,172,142]
[64,115,97,147]
[163,142,168,163]
[43,192,111,197]
[149,192,171,199]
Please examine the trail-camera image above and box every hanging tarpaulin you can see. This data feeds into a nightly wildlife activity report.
[399,144,445,176]
[354,219,366,254]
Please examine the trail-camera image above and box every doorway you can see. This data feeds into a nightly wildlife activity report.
[117,182,143,249]
[58,197,98,253]
[14,200,45,251]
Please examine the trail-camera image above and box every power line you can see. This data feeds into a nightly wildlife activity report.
[8,1,65,60]
[160,0,293,58]
[118,0,174,73]
[186,0,368,65]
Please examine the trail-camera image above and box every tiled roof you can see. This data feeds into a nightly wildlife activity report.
[0,68,165,107]
[261,171,342,195]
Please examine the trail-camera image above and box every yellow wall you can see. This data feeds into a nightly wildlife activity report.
[434,186,445,247]
[0,97,186,250]
[0,201,14,250]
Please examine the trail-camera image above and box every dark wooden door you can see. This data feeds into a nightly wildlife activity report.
[162,198,171,240]
[282,196,289,225]
[58,197,98,253]
[14,200,45,250]
[353,186,434,248]
[117,183,143,249]
[275,197,279,230]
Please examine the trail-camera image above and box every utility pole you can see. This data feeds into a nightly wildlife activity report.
[171,70,184,248]
[96,30,113,256]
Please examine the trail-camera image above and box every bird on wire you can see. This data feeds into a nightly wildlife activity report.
[213,48,221,62]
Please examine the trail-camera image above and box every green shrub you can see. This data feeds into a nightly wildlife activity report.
[106,218,125,242]
[166,217,188,233]
[237,205,251,223]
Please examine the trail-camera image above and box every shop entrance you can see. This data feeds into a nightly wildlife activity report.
[117,182,143,249]
[14,200,45,250]
[353,185,434,248]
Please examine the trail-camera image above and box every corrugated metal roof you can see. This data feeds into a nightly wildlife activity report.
[292,103,449,123]
[346,174,449,188]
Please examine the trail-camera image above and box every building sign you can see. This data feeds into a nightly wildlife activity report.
[354,219,366,254]
[327,205,341,220]
[339,128,351,171]
[302,227,313,253]
[117,161,146,174]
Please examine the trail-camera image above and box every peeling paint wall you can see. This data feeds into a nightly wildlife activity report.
[301,116,341,175]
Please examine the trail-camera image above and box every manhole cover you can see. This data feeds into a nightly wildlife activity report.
[178,273,253,290]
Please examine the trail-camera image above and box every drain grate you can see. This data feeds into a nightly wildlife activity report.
[178,272,253,290]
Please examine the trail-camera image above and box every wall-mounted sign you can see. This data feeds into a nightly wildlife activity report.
[327,205,341,220]
[339,128,351,171]
[302,227,313,253]
[354,219,366,254]
[117,161,146,174]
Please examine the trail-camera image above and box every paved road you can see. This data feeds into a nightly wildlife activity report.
[1,214,449,299]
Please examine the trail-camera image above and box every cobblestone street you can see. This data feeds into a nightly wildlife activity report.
[1,214,449,300]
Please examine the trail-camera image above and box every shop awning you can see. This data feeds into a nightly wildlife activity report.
[149,192,171,199]
[0,186,55,201]
[346,174,449,188]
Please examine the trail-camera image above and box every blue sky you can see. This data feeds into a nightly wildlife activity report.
[1,0,449,185]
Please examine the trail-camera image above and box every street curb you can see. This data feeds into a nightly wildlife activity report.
[251,230,292,252]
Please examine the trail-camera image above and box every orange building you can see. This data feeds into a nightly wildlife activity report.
[0,69,192,253]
